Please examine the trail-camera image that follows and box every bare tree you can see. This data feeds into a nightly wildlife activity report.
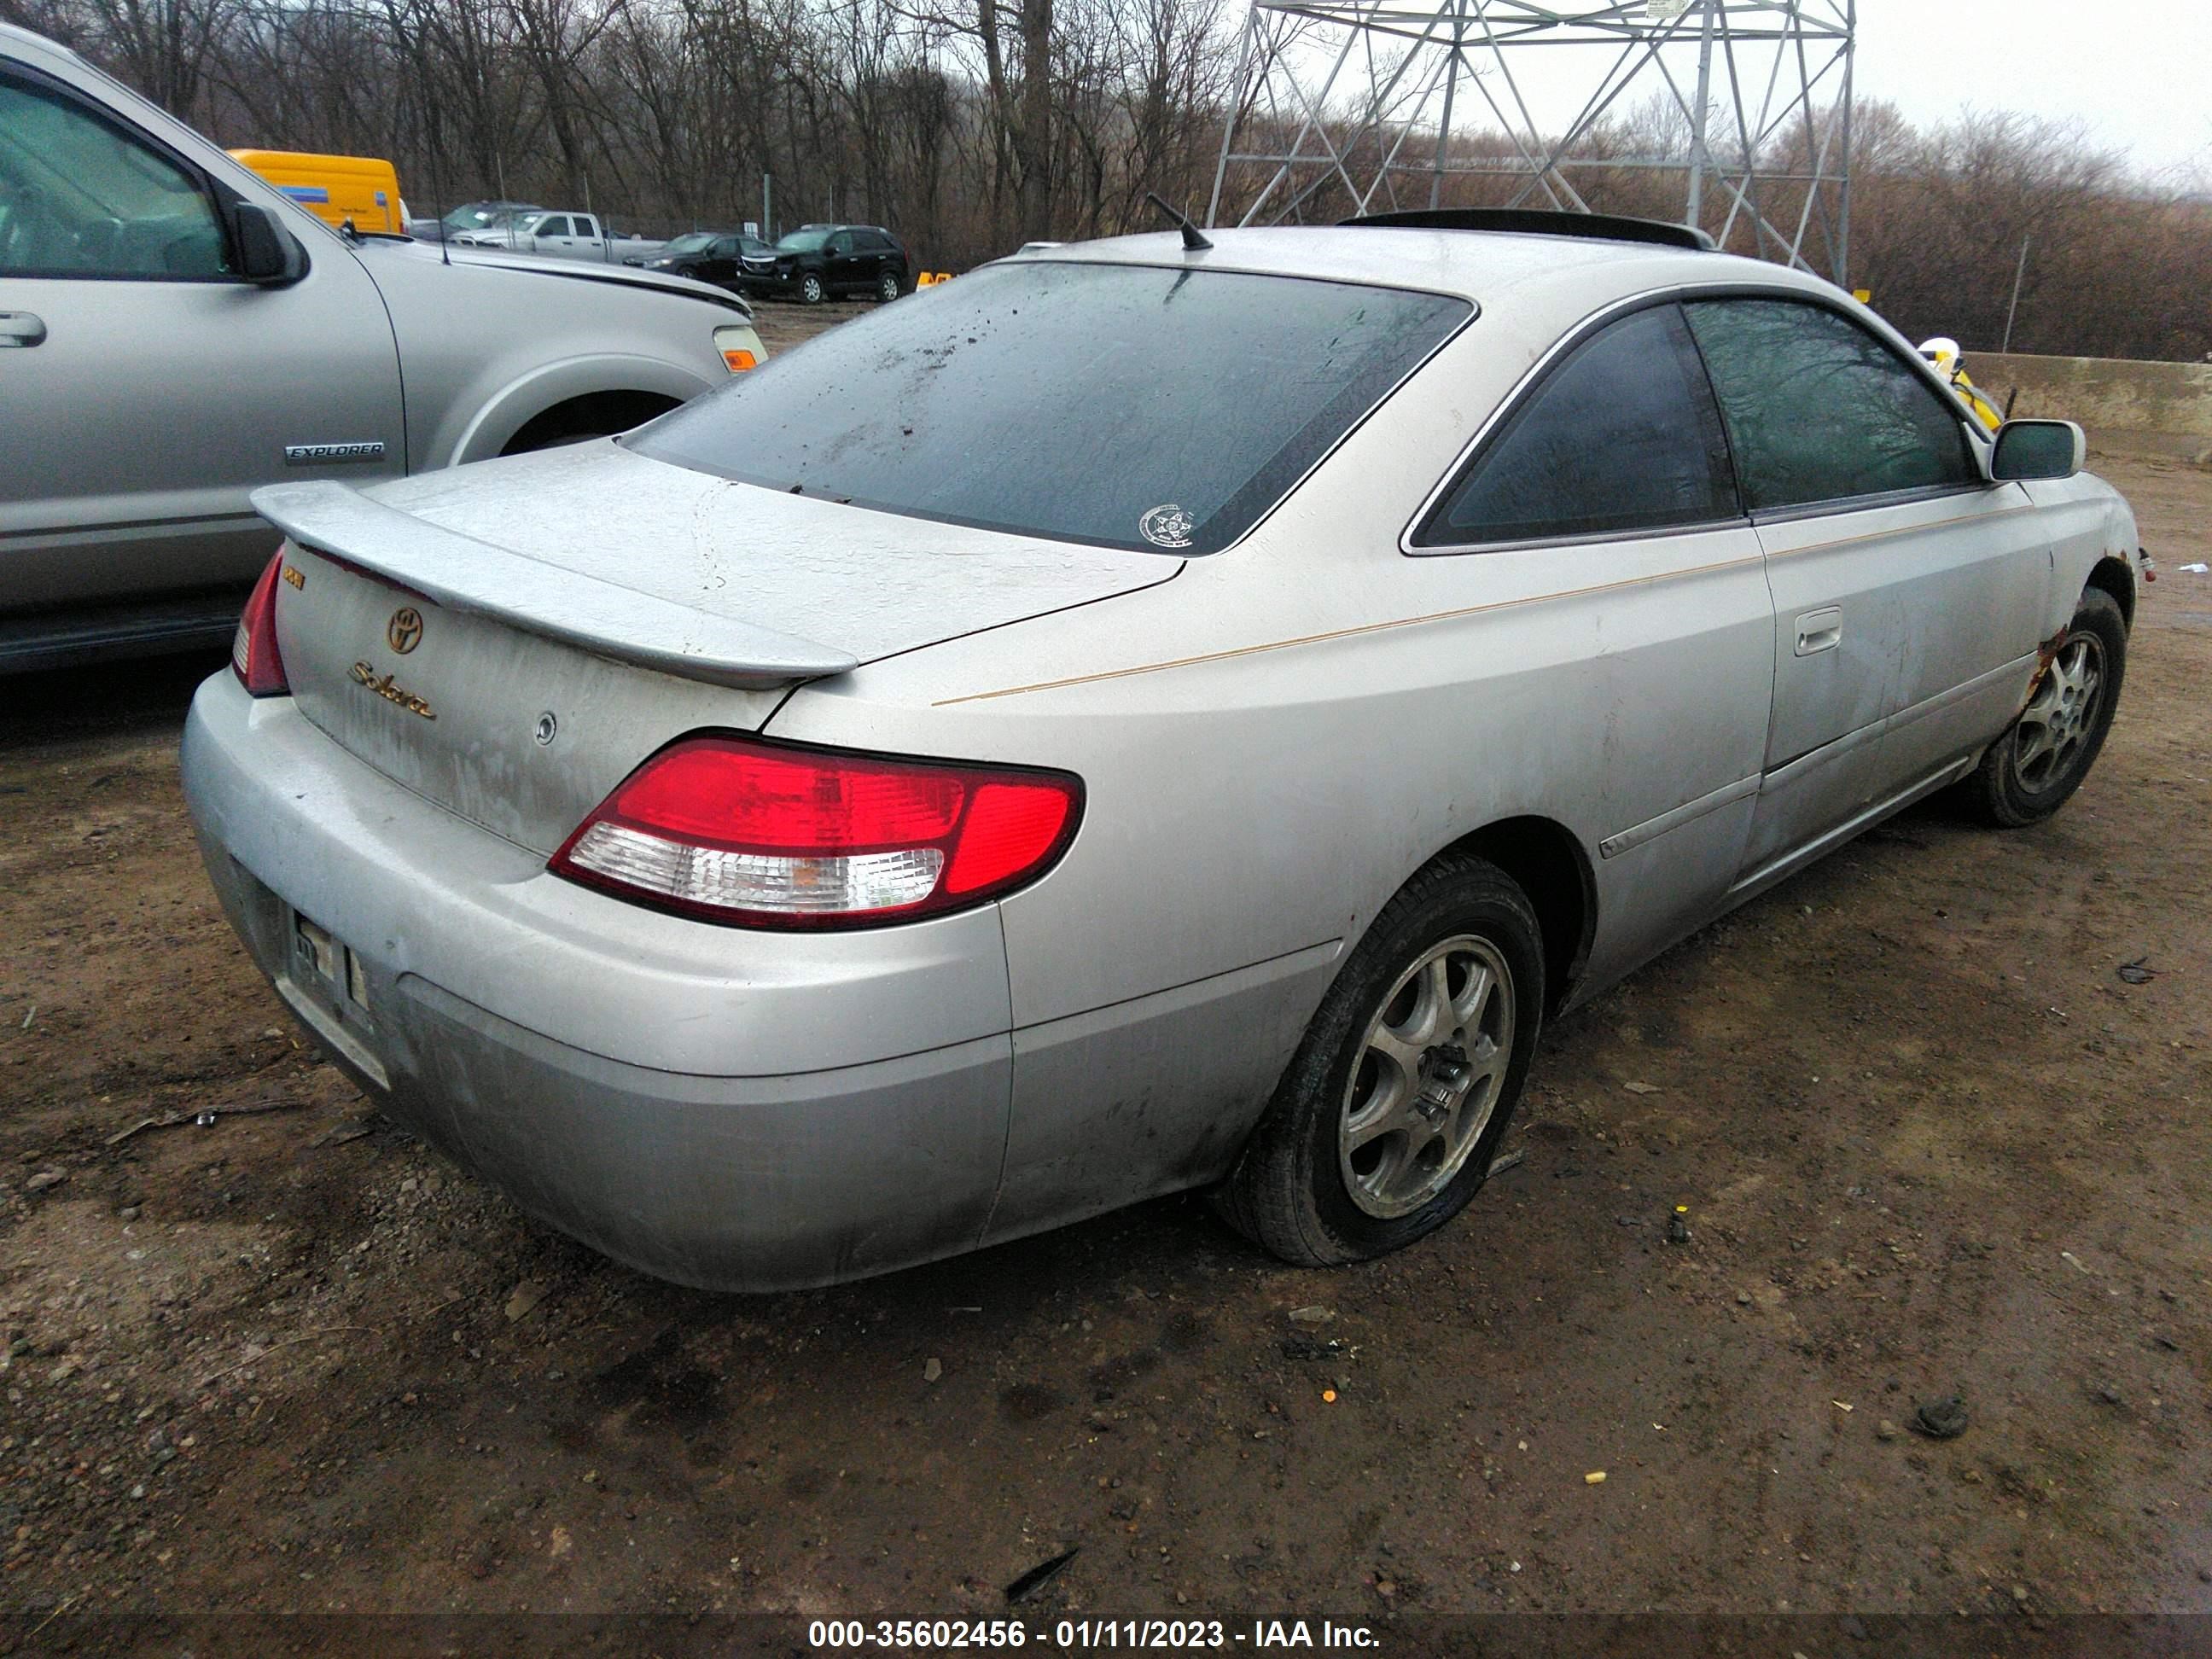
[15,0,2205,359]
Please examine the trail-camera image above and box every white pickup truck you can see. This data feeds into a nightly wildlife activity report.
[451,208,663,265]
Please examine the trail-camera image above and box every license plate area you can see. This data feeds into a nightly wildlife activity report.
[282,909,392,1089]
[289,911,372,1021]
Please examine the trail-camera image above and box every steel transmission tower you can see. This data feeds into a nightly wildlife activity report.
[1206,0,1858,284]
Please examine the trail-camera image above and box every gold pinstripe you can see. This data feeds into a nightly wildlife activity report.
[1756,498,2039,558]
[932,550,1767,707]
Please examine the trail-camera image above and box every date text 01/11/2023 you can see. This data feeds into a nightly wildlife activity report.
[806,1618,1382,1649]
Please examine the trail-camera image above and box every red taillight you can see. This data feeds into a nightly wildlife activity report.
[231,551,289,697]
[548,735,1083,928]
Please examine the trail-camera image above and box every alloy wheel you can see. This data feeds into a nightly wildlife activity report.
[2012,633,2104,793]
[1337,934,1514,1219]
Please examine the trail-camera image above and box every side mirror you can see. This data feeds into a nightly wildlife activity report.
[231,202,306,285]
[1990,418,2085,482]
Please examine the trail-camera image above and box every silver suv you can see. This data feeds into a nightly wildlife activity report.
[0,23,765,670]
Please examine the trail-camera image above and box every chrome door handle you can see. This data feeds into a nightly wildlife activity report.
[1794,607,1842,656]
[0,311,47,346]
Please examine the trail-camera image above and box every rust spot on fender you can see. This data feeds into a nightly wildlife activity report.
[2019,624,2070,715]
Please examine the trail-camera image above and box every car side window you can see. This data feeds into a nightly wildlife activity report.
[536,216,569,238]
[573,215,597,239]
[1417,303,1739,547]
[829,230,853,254]
[1683,298,1979,512]
[0,69,227,280]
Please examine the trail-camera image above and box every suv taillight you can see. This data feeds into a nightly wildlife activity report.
[549,735,1082,928]
[231,551,290,697]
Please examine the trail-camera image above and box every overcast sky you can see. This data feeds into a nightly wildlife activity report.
[1853,0,2212,179]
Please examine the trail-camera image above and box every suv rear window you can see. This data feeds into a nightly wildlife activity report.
[626,261,1468,555]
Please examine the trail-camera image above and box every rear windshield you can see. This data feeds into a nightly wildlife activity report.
[626,261,1469,555]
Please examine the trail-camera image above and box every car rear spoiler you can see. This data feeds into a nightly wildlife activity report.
[251,480,858,690]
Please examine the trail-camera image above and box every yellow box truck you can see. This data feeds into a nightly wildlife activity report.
[226,150,406,234]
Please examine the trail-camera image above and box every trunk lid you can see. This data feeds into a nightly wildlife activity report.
[254,446,1179,853]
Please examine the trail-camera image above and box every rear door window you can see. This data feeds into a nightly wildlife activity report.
[573,215,597,239]
[1683,297,1979,512]
[1417,303,1738,546]
[628,260,1469,555]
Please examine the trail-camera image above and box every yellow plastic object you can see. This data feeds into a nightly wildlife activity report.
[228,149,405,234]
[1924,344,2005,432]
[1947,367,2004,432]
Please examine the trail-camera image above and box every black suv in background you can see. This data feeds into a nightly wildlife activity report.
[739,224,913,304]
[627,229,774,289]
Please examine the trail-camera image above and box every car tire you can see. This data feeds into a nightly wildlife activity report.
[1965,587,2126,828]
[876,271,900,304]
[1217,855,1545,1267]
[800,271,825,305]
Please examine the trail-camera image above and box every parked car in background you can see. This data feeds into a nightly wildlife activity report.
[450,207,622,262]
[410,199,540,242]
[229,149,406,234]
[739,222,912,303]
[181,212,2142,1291]
[628,229,771,289]
[0,22,765,670]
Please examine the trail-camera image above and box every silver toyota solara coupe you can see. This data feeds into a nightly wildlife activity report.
[181,212,2143,1291]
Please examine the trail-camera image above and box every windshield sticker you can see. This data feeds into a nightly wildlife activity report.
[1138,504,1196,549]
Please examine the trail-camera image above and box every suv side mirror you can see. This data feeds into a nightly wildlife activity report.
[1990,418,2085,482]
[231,202,306,285]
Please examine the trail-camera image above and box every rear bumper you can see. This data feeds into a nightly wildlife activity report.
[179,672,1014,1290]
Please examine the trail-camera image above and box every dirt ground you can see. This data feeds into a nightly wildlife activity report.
[1,342,2208,1648]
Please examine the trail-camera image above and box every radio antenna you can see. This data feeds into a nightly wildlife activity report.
[1144,191,1213,252]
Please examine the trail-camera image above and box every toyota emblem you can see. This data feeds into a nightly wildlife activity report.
[387,607,424,655]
